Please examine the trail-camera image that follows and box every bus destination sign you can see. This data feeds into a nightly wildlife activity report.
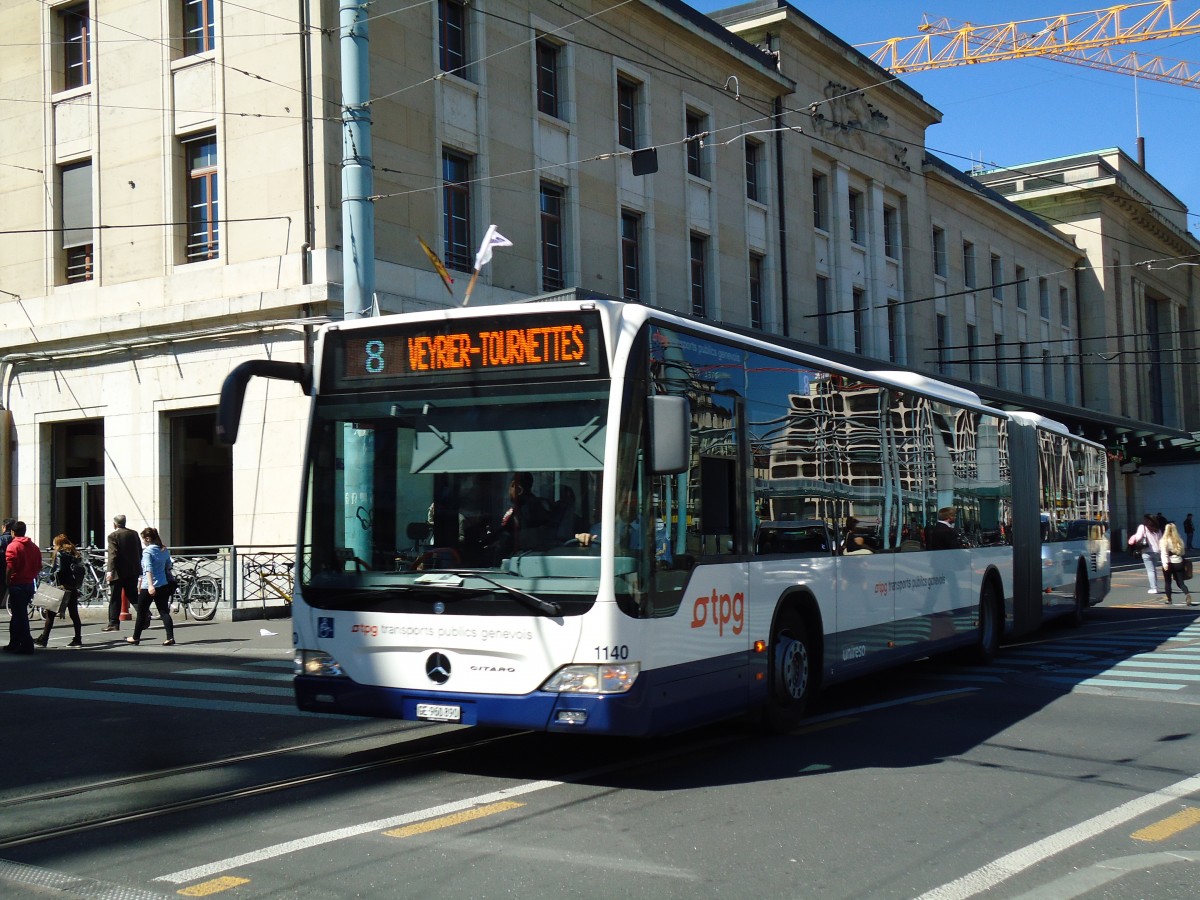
[331,312,604,387]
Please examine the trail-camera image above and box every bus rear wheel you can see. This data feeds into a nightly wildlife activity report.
[764,611,813,733]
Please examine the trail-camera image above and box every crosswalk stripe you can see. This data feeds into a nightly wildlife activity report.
[1042,676,1185,691]
[7,687,333,717]
[173,667,294,682]
[98,677,294,697]
[1054,666,1200,683]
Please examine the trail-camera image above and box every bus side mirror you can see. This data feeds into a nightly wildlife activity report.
[216,360,312,445]
[649,395,690,474]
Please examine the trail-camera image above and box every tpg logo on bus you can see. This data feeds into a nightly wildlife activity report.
[690,589,745,636]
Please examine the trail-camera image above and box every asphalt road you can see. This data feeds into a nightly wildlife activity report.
[1,560,1198,899]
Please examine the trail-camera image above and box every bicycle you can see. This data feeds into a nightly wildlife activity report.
[74,547,106,607]
[168,559,222,621]
[258,568,293,606]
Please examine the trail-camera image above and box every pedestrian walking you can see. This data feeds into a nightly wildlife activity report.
[1128,513,1164,594]
[126,527,176,646]
[1159,523,1195,606]
[33,534,84,648]
[4,521,41,654]
[0,518,15,620]
[104,515,141,632]
[1184,513,1194,551]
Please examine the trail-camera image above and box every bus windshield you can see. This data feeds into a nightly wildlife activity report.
[300,383,609,609]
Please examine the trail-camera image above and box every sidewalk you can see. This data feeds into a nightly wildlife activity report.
[1105,549,1200,608]
[70,596,291,625]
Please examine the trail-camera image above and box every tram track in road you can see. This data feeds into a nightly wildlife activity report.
[0,725,529,851]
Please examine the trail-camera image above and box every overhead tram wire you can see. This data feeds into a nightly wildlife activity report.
[40,1,344,114]
[369,0,639,106]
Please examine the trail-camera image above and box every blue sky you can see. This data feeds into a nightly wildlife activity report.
[690,1,1200,236]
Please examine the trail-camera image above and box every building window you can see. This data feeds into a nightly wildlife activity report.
[690,233,707,317]
[994,333,1006,388]
[1059,286,1070,325]
[686,111,706,179]
[1063,357,1073,404]
[932,226,946,277]
[963,240,976,288]
[813,173,828,230]
[621,210,641,301]
[617,77,638,150]
[749,253,764,329]
[967,324,980,381]
[61,160,93,283]
[183,132,218,262]
[745,140,763,203]
[936,313,948,374]
[182,0,215,56]
[1043,349,1053,397]
[816,275,830,346]
[883,206,898,259]
[61,4,91,90]
[852,288,866,355]
[438,0,468,76]
[848,189,864,244]
[536,38,561,118]
[990,254,1003,300]
[442,150,472,271]
[1020,344,1031,393]
[1038,277,1050,319]
[539,182,565,291]
[1015,265,1027,310]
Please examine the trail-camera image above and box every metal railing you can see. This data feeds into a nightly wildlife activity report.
[134,544,297,618]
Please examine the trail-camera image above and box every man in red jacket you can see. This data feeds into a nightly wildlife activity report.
[4,521,42,654]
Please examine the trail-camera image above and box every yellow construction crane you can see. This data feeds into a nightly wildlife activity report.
[857,1,1200,88]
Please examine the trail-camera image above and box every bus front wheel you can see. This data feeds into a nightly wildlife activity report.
[968,580,1002,665]
[764,611,813,732]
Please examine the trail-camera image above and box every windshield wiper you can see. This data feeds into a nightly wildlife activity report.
[413,572,562,617]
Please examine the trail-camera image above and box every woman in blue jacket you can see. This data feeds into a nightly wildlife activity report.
[126,526,176,646]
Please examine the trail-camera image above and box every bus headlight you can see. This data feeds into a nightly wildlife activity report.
[295,649,347,678]
[542,663,640,694]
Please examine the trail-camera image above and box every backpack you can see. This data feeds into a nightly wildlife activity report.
[58,553,85,590]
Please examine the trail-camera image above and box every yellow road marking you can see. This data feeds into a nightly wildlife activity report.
[1131,806,1200,842]
[795,717,858,734]
[177,875,250,896]
[383,800,525,838]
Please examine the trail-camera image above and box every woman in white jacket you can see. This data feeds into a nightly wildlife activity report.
[1128,514,1164,594]
[1158,523,1194,606]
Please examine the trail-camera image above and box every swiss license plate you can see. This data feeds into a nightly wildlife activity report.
[416,703,461,722]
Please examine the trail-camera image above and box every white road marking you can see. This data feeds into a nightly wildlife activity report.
[155,780,563,885]
[916,772,1200,900]
[1011,850,1200,899]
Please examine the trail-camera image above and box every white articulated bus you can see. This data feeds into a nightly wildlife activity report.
[218,293,1110,736]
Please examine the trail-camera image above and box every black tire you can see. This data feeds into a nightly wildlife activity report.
[763,610,815,733]
[188,577,220,621]
[968,579,1002,665]
[1066,567,1089,628]
[78,569,100,607]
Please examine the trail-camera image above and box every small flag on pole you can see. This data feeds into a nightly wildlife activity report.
[417,236,456,297]
[463,225,514,306]
[473,224,513,270]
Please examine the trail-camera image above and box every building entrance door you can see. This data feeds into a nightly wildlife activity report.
[50,420,105,548]
[170,410,232,550]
